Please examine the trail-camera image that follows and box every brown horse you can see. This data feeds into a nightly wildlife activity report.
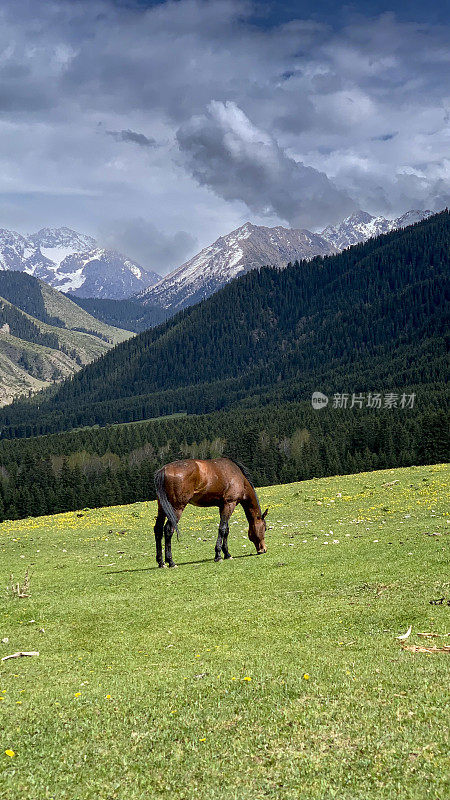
[153,457,268,567]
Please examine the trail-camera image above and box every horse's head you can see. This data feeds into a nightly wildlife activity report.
[248,508,268,554]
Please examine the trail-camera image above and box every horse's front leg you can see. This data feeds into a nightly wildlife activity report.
[215,502,236,561]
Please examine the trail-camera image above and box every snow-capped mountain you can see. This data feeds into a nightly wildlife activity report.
[320,210,433,250]
[138,210,433,314]
[138,222,335,311]
[29,227,97,267]
[55,249,161,299]
[0,227,161,299]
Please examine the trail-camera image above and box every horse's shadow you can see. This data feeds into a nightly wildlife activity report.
[106,553,255,575]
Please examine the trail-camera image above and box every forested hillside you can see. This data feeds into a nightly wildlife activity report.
[67,295,167,332]
[1,211,448,437]
[0,272,132,341]
[0,273,132,405]
[0,399,447,520]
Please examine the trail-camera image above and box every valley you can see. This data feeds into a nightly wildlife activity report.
[2,5,447,799]
[1,210,445,436]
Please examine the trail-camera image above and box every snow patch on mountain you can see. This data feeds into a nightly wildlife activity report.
[57,249,161,300]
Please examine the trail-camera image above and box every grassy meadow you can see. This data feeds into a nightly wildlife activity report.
[0,463,449,799]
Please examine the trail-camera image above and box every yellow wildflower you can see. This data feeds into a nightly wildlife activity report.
[5,750,15,758]
[303,674,310,680]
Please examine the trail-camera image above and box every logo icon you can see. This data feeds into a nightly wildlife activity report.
[312,391,328,410]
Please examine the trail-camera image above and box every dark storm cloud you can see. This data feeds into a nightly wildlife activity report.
[371,133,397,141]
[106,129,158,147]
[176,101,356,228]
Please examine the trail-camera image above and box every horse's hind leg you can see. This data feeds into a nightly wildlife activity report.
[154,502,166,568]
[164,507,183,568]
[164,520,176,568]
[215,502,236,562]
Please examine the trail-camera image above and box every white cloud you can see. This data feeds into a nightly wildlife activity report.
[177,101,355,228]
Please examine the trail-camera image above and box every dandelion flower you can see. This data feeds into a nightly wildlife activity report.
[74,692,81,697]
[105,694,112,700]
[243,677,252,681]
[303,674,310,680]
[5,750,15,758]
[199,738,206,742]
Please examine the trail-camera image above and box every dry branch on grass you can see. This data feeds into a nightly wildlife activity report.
[402,644,450,654]
[2,651,39,662]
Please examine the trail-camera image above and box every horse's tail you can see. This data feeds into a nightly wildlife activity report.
[154,467,180,538]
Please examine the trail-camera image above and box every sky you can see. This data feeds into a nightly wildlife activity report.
[0,0,449,273]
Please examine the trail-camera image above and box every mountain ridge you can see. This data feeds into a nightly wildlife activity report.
[137,209,434,313]
[137,221,335,311]
[321,209,433,250]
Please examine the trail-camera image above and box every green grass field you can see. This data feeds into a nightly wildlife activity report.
[1,464,449,799]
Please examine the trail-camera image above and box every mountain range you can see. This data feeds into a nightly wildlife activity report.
[321,209,433,250]
[0,211,433,313]
[1,210,446,436]
[0,227,161,300]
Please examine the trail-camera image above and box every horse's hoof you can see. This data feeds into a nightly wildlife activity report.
[224,554,233,560]
[214,556,222,562]
[158,562,166,568]
[168,563,178,568]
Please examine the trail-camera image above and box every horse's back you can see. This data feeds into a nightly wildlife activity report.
[162,458,246,507]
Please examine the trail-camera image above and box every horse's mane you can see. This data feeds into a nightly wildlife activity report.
[224,457,261,512]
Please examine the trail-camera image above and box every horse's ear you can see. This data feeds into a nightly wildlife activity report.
[262,508,269,519]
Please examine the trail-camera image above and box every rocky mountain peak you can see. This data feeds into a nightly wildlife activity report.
[0,227,161,299]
